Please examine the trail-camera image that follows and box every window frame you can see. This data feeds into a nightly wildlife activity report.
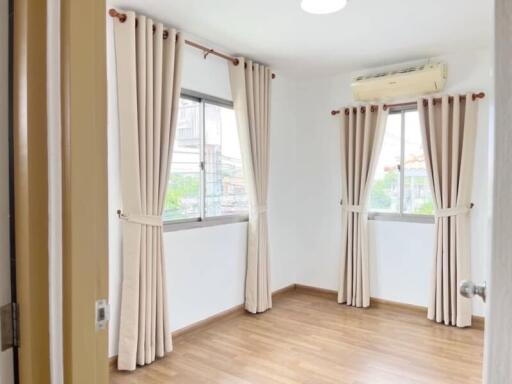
[368,105,434,224]
[164,89,249,232]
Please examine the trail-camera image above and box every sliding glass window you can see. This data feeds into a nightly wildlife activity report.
[368,108,434,222]
[164,91,248,227]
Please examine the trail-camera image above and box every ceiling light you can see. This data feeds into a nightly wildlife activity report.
[301,0,348,14]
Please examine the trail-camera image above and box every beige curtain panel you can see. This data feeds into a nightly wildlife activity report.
[112,11,184,370]
[418,94,478,327]
[338,106,388,307]
[229,58,272,313]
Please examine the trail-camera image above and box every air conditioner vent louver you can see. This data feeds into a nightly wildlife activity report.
[397,66,418,74]
[351,62,447,102]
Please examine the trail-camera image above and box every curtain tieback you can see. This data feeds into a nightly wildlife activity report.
[118,210,163,227]
[435,205,472,218]
[343,204,366,213]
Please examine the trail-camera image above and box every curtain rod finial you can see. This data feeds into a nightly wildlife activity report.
[109,8,127,22]
[331,110,340,116]
[473,92,485,100]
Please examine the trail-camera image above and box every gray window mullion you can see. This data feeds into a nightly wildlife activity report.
[200,99,206,221]
[399,110,406,215]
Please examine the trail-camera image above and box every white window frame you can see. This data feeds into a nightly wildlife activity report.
[368,105,434,224]
[164,89,249,232]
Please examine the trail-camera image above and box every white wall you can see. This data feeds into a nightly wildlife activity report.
[294,49,493,316]
[107,22,299,356]
[0,0,14,382]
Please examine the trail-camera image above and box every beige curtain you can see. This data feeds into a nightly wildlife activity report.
[418,94,478,327]
[112,11,183,370]
[229,58,272,313]
[338,106,388,307]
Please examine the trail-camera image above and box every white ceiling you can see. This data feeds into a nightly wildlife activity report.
[108,0,493,77]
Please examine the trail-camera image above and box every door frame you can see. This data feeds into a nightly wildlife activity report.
[12,1,109,383]
[7,0,17,379]
[12,0,50,383]
[60,0,109,383]
[3,0,18,381]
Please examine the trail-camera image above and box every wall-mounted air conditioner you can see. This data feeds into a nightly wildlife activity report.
[351,63,447,101]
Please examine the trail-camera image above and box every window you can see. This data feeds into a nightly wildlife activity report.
[163,92,248,226]
[369,108,434,220]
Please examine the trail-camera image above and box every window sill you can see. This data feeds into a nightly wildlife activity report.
[163,214,249,232]
[368,212,434,224]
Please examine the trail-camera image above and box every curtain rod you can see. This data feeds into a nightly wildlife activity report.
[330,92,486,116]
[109,9,276,79]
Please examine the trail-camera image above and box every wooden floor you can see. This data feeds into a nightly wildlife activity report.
[111,289,484,384]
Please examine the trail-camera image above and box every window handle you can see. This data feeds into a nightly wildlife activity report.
[396,164,401,171]
[200,161,205,171]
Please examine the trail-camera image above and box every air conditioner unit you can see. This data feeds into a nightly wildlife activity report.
[351,63,447,102]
